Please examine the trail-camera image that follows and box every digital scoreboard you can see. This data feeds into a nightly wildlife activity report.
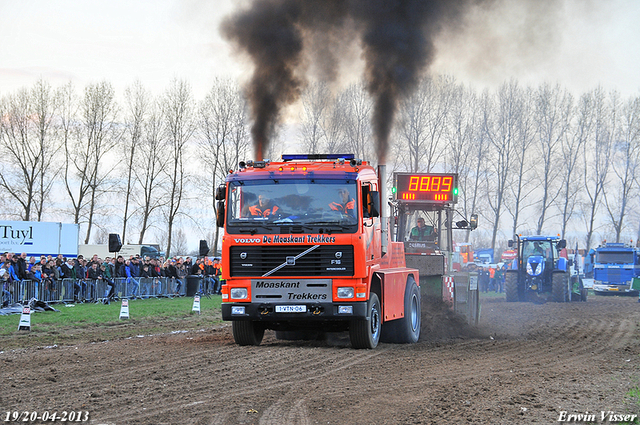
[393,173,458,203]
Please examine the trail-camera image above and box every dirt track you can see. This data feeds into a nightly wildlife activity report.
[1,295,639,425]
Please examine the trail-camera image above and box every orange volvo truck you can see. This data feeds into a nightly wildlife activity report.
[216,154,420,348]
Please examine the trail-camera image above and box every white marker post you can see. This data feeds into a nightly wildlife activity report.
[119,299,130,319]
[18,306,31,331]
[192,295,201,314]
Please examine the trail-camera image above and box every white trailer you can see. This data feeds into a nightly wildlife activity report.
[78,244,163,260]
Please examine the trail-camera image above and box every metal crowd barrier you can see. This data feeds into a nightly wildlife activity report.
[3,275,222,305]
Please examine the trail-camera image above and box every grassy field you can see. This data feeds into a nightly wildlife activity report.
[0,296,225,351]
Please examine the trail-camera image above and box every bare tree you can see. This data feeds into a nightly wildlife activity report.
[171,227,189,256]
[0,88,39,220]
[198,78,249,255]
[446,83,476,174]
[121,80,150,243]
[64,81,120,243]
[321,88,349,155]
[534,83,573,234]
[504,84,537,238]
[483,82,518,249]
[446,83,481,242]
[337,82,373,163]
[133,97,168,244]
[31,80,63,220]
[581,87,614,251]
[299,81,332,155]
[162,79,196,258]
[0,80,60,221]
[558,92,592,238]
[603,92,639,242]
[465,125,490,245]
[397,75,454,172]
[224,94,250,171]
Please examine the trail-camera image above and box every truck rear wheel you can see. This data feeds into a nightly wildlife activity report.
[552,272,569,302]
[505,271,519,302]
[232,320,265,346]
[350,293,381,349]
[381,277,421,343]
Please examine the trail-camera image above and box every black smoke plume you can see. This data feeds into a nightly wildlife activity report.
[222,0,472,162]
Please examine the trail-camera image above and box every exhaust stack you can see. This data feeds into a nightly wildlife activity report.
[378,164,388,256]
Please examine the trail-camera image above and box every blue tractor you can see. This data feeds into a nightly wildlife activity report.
[505,235,586,302]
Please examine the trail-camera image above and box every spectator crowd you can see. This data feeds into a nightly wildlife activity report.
[1,251,223,307]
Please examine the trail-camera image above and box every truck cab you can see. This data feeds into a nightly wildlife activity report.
[593,243,640,295]
[217,154,420,348]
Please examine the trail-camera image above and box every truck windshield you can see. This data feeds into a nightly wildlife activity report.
[227,179,359,228]
[596,251,634,264]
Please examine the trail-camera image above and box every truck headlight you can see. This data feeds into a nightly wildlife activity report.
[337,287,354,299]
[230,288,248,299]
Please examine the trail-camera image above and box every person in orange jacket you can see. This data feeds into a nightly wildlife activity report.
[489,266,496,292]
[213,258,222,295]
[329,188,355,217]
[249,194,279,218]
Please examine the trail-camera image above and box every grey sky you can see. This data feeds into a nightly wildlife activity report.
[0,0,638,100]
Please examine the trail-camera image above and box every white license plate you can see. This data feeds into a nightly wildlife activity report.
[275,305,307,313]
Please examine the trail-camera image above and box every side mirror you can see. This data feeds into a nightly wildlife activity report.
[469,213,478,230]
[508,240,514,248]
[215,185,226,201]
[216,200,225,228]
[368,190,380,218]
[557,239,567,250]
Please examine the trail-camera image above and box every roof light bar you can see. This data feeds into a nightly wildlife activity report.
[282,153,355,162]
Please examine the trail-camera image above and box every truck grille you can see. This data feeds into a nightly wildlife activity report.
[595,269,632,283]
[230,245,354,277]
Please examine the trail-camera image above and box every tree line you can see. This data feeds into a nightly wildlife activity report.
[1,76,638,255]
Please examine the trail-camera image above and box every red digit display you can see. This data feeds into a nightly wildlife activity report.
[408,176,419,191]
[394,173,458,203]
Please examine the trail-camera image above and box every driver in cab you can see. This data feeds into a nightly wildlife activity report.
[525,241,545,257]
[410,217,436,241]
[329,188,355,217]
[249,194,280,218]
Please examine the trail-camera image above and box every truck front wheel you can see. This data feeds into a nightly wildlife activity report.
[232,320,265,346]
[350,293,381,349]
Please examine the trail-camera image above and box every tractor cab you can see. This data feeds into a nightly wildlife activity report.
[521,239,558,280]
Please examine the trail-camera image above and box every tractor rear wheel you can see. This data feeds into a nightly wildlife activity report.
[505,271,519,302]
[552,272,569,302]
